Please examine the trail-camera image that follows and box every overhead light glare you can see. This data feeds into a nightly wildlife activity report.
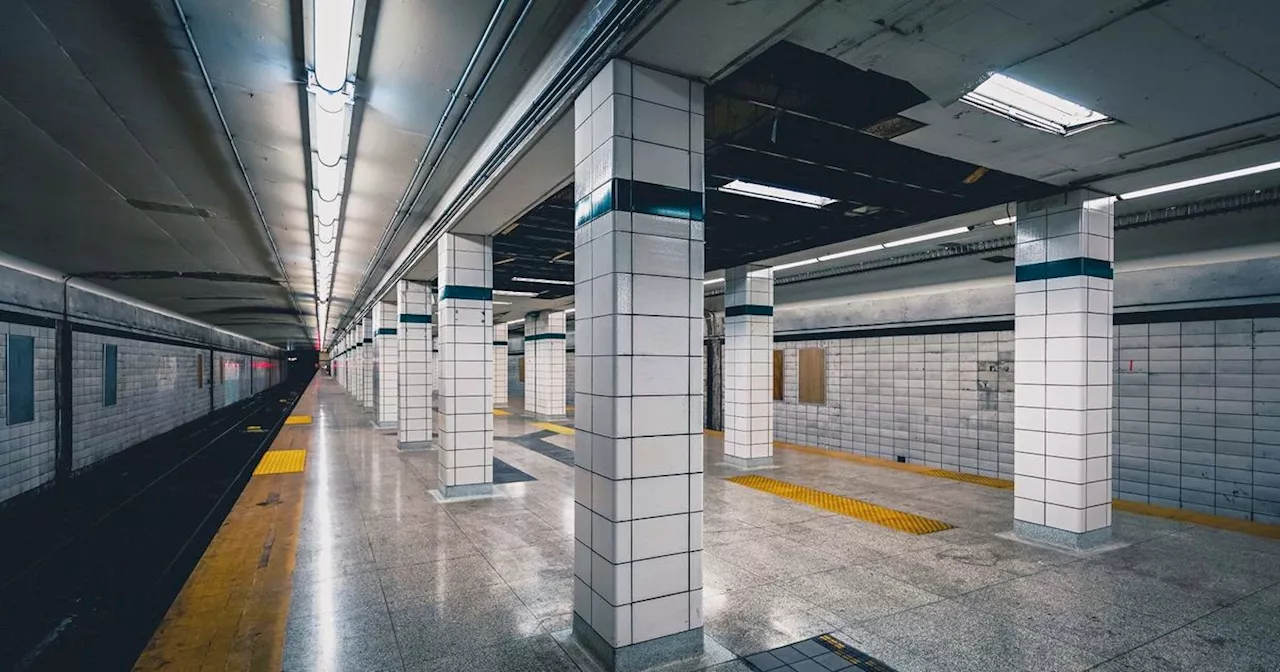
[962,73,1111,136]
[505,318,525,325]
[882,226,971,248]
[770,258,819,272]
[818,244,885,262]
[719,180,837,209]
[492,301,512,306]
[494,289,540,298]
[703,277,724,286]
[1118,161,1280,200]
[512,276,573,286]
[992,216,1016,226]
[313,0,356,92]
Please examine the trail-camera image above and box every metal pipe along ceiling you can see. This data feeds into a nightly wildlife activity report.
[345,0,519,318]
[169,0,306,339]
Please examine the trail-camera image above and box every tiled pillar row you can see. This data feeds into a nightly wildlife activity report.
[494,322,509,409]
[374,302,399,430]
[436,233,495,498]
[1013,189,1115,549]
[723,264,774,468]
[398,280,433,450]
[526,310,568,419]
[572,59,706,668]
[363,317,376,412]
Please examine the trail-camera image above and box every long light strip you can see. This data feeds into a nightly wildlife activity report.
[881,226,971,248]
[754,226,972,278]
[306,0,362,348]
[1119,161,1280,200]
[494,289,541,297]
[512,276,574,286]
[718,180,837,208]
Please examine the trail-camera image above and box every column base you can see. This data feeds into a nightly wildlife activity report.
[373,420,398,434]
[432,482,496,501]
[566,614,712,672]
[397,440,434,452]
[721,454,777,470]
[1014,519,1112,551]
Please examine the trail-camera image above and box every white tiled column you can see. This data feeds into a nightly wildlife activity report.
[572,59,705,668]
[723,264,774,468]
[362,317,375,411]
[374,302,399,431]
[1013,190,1115,550]
[436,233,495,498]
[398,280,433,450]
[526,310,568,419]
[494,322,509,409]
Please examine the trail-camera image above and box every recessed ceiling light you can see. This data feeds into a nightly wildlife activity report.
[1119,161,1280,200]
[881,226,971,248]
[718,180,837,209]
[492,301,512,305]
[494,289,540,297]
[992,216,1016,226]
[512,276,573,286]
[703,277,725,286]
[962,73,1111,136]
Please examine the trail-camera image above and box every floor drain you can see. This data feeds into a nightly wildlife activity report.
[744,633,898,671]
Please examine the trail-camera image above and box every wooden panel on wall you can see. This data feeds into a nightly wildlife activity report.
[518,356,525,382]
[798,348,826,404]
[772,350,784,400]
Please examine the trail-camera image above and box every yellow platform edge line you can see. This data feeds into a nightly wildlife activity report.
[727,474,954,535]
[252,449,307,476]
[706,430,1280,540]
[535,421,575,435]
[284,415,312,425]
[135,382,316,672]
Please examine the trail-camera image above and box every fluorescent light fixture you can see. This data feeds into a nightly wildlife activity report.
[564,308,575,314]
[719,180,837,209]
[505,318,525,325]
[312,104,348,166]
[313,158,347,201]
[881,226,971,248]
[492,301,512,305]
[962,73,1111,136]
[818,244,884,262]
[770,258,819,272]
[1118,161,1280,200]
[992,216,1016,226]
[703,277,725,286]
[313,0,355,92]
[512,276,573,286]
[494,289,540,298]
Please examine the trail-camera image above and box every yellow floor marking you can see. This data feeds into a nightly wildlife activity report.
[252,450,306,476]
[535,421,575,435]
[493,408,511,416]
[710,431,1280,539]
[246,425,264,433]
[284,415,312,425]
[728,474,954,535]
[1113,499,1280,540]
[136,384,316,672]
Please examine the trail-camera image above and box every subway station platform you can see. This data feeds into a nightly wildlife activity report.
[136,376,1280,672]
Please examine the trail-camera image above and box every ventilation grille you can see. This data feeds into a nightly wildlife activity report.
[861,115,926,139]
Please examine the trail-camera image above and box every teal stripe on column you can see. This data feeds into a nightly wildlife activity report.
[399,313,432,324]
[376,327,397,336]
[725,304,774,318]
[440,285,493,301]
[492,340,509,346]
[1015,257,1113,282]
[525,333,566,342]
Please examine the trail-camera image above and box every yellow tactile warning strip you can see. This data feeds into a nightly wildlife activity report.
[134,384,315,672]
[245,425,264,433]
[252,449,307,476]
[493,408,512,416]
[727,474,954,535]
[535,421,575,435]
[284,414,312,425]
[710,431,1280,540]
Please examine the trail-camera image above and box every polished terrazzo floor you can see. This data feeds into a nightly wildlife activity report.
[284,377,1280,671]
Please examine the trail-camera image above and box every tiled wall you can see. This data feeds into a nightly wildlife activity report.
[774,331,1016,479]
[72,332,210,470]
[0,322,57,502]
[762,316,1280,523]
[1115,318,1280,523]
